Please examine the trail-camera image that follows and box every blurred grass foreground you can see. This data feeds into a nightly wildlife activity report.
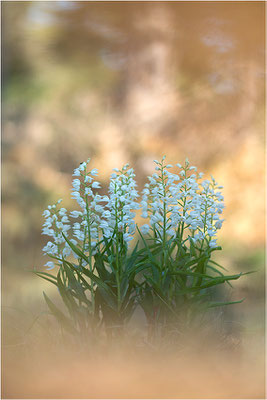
[2,1,265,399]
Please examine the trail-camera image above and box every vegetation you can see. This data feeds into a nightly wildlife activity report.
[36,157,250,344]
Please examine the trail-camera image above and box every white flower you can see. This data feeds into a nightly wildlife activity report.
[123,233,133,242]
[70,210,82,218]
[45,261,55,270]
[84,188,93,196]
[43,241,58,255]
[41,157,225,274]
[73,168,81,177]
[141,224,150,235]
[71,191,80,200]
[94,204,104,213]
[85,176,93,183]
[90,168,98,176]
[61,215,70,224]
[79,162,87,171]
[215,220,223,229]
[141,157,224,247]
[209,239,217,248]
[72,179,80,189]
[100,220,109,229]
[141,211,148,218]
[58,208,67,216]
[99,163,139,247]
[92,181,101,189]
[102,210,111,219]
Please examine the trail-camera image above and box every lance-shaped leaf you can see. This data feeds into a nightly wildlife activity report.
[43,291,77,335]
[62,233,89,264]
[67,262,117,310]
[207,298,245,308]
[33,271,57,286]
[61,260,91,306]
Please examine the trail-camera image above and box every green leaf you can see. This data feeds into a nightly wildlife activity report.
[152,289,178,317]
[125,242,140,273]
[183,255,207,269]
[34,272,57,286]
[61,260,90,306]
[56,272,78,318]
[206,264,233,287]
[129,240,139,258]
[93,253,112,281]
[210,246,222,252]
[120,274,129,301]
[60,260,92,292]
[189,237,197,258]
[43,291,77,334]
[197,272,242,290]
[121,296,136,322]
[171,270,214,279]
[208,259,228,271]
[34,271,57,280]
[136,226,161,270]
[98,286,117,311]
[62,233,89,264]
[131,263,150,277]
[68,263,117,310]
[145,276,165,299]
[207,298,245,308]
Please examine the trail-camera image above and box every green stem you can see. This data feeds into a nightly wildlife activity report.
[114,183,121,315]
[160,164,167,284]
[85,196,95,315]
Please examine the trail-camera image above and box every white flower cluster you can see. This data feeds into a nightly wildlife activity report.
[42,157,225,270]
[70,158,107,251]
[42,160,140,269]
[42,199,75,269]
[100,164,140,243]
[140,157,224,248]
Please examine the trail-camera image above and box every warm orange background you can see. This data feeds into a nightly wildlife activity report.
[2,2,265,398]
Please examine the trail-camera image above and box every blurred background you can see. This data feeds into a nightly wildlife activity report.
[2,1,265,398]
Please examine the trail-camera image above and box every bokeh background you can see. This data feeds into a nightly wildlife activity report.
[2,1,265,398]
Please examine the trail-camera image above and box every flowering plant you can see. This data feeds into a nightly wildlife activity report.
[36,157,247,341]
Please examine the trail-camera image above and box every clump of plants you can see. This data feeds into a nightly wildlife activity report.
[37,157,246,344]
